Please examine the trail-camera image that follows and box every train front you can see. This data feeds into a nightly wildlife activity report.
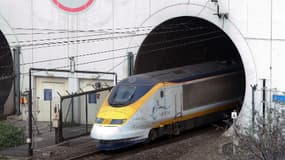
[90,76,155,150]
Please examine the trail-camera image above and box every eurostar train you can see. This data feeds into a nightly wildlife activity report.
[91,61,244,150]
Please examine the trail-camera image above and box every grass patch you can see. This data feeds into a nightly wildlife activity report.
[0,122,25,150]
[0,156,9,160]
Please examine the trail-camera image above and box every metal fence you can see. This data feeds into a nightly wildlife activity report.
[251,80,285,134]
[27,68,117,155]
[57,87,113,143]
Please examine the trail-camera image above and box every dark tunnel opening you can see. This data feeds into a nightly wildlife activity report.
[134,16,242,74]
[134,16,246,111]
[0,30,13,115]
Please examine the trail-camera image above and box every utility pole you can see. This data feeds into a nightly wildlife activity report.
[28,69,33,156]
[262,79,266,127]
[13,46,21,115]
[251,84,257,132]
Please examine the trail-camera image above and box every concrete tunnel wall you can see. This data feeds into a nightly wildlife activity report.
[1,0,285,128]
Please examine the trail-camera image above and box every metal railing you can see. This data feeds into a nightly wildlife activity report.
[28,68,116,156]
[56,87,113,143]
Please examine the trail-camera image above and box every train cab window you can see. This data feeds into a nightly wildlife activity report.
[111,86,136,105]
[108,85,153,107]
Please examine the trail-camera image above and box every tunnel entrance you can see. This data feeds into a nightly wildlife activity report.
[134,16,246,110]
[0,30,13,116]
[134,16,243,74]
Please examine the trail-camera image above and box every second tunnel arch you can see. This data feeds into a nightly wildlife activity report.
[0,30,13,116]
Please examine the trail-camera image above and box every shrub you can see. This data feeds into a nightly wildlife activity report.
[0,122,25,149]
[227,108,285,160]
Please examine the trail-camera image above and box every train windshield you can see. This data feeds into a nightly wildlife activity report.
[108,85,152,107]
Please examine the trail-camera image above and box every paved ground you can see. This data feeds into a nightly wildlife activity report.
[111,126,229,160]
[33,125,231,160]
[0,116,232,160]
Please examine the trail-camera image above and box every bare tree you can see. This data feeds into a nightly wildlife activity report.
[228,108,285,160]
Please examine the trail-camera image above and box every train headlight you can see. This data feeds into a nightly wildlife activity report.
[95,118,104,124]
[110,119,126,125]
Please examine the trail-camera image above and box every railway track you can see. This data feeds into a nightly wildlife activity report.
[67,124,226,160]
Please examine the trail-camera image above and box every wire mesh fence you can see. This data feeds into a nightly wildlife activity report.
[59,87,112,142]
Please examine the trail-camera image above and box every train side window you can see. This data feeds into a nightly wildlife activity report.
[160,90,164,98]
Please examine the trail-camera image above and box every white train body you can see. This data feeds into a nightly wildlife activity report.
[91,61,244,150]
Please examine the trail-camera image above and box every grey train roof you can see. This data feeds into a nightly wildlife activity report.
[120,61,243,86]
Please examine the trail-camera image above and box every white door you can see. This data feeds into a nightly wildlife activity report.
[35,77,67,122]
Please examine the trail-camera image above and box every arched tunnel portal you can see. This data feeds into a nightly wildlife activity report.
[134,16,246,113]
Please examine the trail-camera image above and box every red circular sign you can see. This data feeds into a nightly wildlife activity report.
[52,0,94,13]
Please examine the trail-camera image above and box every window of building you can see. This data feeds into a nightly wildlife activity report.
[88,93,97,104]
[44,89,52,101]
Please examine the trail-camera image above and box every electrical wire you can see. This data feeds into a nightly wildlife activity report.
[10,25,209,45]
[0,25,214,51]
[20,34,225,75]
[6,26,154,36]
[17,26,212,49]
[5,19,225,76]
[11,21,209,43]
[10,21,200,35]
[20,30,222,66]
[0,17,209,50]
[12,25,154,32]
[74,35,226,67]
[9,28,152,44]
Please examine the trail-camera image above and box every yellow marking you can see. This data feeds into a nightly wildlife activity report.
[153,102,237,128]
[103,119,112,125]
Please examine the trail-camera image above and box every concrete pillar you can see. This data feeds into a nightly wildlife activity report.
[13,46,21,115]
[68,75,80,124]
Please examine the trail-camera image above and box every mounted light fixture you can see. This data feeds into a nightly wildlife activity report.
[69,56,75,73]
[211,0,229,19]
